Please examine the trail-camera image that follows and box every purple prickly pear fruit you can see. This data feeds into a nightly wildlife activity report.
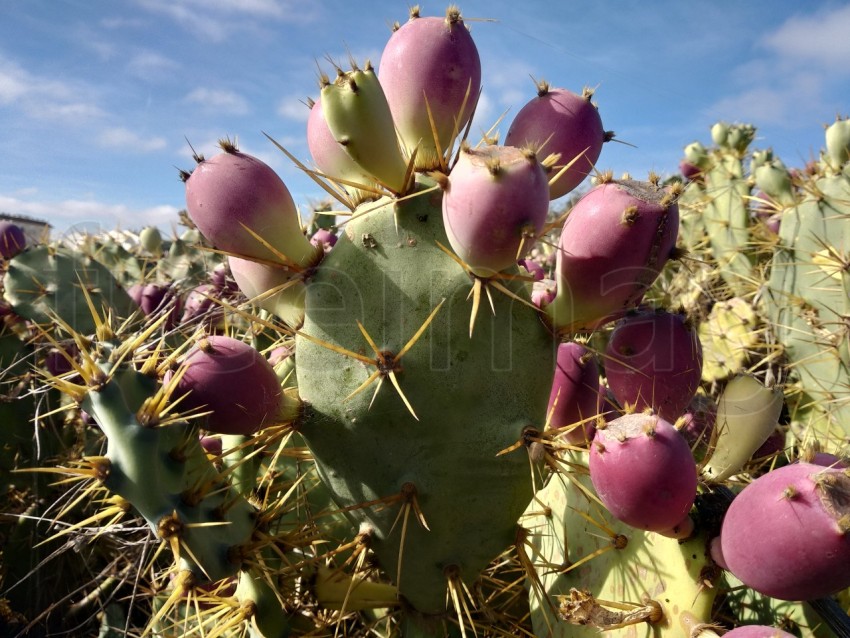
[548,178,679,333]
[228,255,306,329]
[306,95,377,199]
[531,279,556,309]
[181,283,223,327]
[0,222,26,259]
[722,626,797,638]
[44,345,78,377]
[138,283,181,328]
[803,452,848,469]
[127,282,144,306]
[718,462,850,600]
[604,309,703,422]
[199,434,223,457]
[679,159,701,182]
[518,258,545,281]
[596,381,621,425]
[589,412,698,534]
[379,6,481,170]
[441,145,549,277]
[209,263,229,289]
[174,335,282,436]
[505,84,607,199]
[184,140,320,267]
[546,342,600,445]
[678,394,716,461]
[763,212,781,235]
[267,345,293,367]
[750,427,785,462]
[310,228,337,252]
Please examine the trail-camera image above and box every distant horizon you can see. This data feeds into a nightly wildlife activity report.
[2,1,849,234]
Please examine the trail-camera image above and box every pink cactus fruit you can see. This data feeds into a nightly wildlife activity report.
[549,179,679,333]
[181,283,224,328]
[378,6,481,170]
[504,84,608,199]
[604,309,703,423]
[750,427,786,463]
[310,228,338,252]
[678,159,702,182]
[136,283,182,329]
[0,222,26,259]
[306,95,377,198]
[717,462,850,601]
[546,342,600,445]
[678,393,716,462]
[518,258,545,281]
[722,626,797,638]
[441,145,549,277]
[589,412,698,534]
[173,335,282,436]
[184,140,319,267]
[531,279,557,309]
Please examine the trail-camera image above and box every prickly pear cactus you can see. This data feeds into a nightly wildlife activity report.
[296,178,554,617]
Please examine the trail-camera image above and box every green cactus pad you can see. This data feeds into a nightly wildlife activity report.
[295,177,555,615]
[4,245,138,335]
[699,298,759,382]
[766,173,850,448]
[527,455,715,637]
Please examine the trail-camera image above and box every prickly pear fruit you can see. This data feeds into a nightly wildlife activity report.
[604,308,703,422]
[184,139,320,267]
[702,375,784,482]
[306,95,377,202]
[548,178,679,333]
[174,335,282,435]
[0,221,26,259]
[547,341,600,445]
[589,412,697,534]
[505,84,607,199]
[441,144,549,277]
[825,116,850,168]
[320,62,409,194]
[139,225,163,254]
[379,6,481,171]
[228,255,306,329]
[717,462,850,601]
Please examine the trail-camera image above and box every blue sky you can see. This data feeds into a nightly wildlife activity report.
[2,1,849,236]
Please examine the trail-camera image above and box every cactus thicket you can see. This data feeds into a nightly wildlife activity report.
[1,6,850,638]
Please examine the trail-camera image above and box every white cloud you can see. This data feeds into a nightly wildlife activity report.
[277,95,312,122]
[135,0,321,42]
[96,127,169,152]
[705,5,849,131]
[0,56,105,121]
[760,4,850,72]
[0,193,181,232]
[184,88,251,115]
[127,51,179,81]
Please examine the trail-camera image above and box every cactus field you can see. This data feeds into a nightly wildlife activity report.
[1,6,849,638]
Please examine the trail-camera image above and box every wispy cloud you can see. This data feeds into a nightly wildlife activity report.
[759,4,850,72]
[0,55,105,121]
[705,4,850,130]
[0,193,181,232]
[184,88,251,116]
[96,127,169,152]
[127,51,179,81]
[277,95,311,122]
[135,0,321,42]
